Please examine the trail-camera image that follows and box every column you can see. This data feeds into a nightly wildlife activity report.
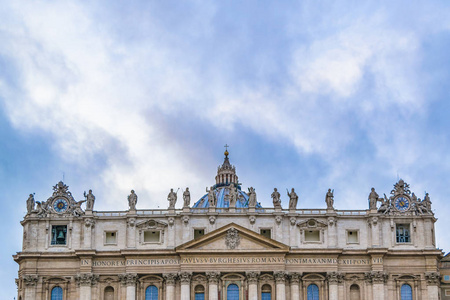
[163,273,177,300]
[246,271,260,300]
[83,218,94,249]
[119,273,138,300]
[366,271,386,300]
[370,217,379,247]
[127,218,136,248]
[289,272,301,300]
[425,272,440,300]
[180,272,192,300]
[23,275,38,300]
[76,273,99,300]
[274,271,287,300]
[326,272,342,300]
[206,272,220,300]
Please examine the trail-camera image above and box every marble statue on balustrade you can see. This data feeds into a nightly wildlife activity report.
[26,194,35,214]
[287,188,298,210]
[423,193,432,211]
[271,188,282,209]
[229,183,237,208]
[206,186,216,207]
[368,187,380,210]
[248,187,257,208]
[72,199,86,217]
[183,188,190,208]
[128,190,138,210]
[168,188,177,209]
[325,189,334,209]
[84,189,95,211]
[378,194,391,214]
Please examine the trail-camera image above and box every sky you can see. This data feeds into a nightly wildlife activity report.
[1,0,450,298]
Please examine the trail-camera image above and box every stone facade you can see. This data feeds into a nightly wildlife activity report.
[14,152,443,299]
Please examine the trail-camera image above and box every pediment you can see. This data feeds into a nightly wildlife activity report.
[136,219,167,229]
[176,223,289,253]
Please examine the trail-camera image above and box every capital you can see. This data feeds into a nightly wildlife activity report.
[23,274,38,286]
[327,271,343,284]
[246,271,260,284]
[164,273,178,285]
[75,273,99,286]
[364,271,387,284]
[274,271,287,283]
[206,272,220,284]
[289,272,302,284]
[119,273,138,286]
[425,272,441,285]
[179,272,192,284]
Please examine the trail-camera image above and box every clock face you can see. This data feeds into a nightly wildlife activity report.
[53,198,69,213]
[394,196,410,212]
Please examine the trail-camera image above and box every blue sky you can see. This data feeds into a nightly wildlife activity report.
[1,0,450,298]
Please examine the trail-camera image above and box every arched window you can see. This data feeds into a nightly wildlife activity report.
[350,284,360,300]
[261,284,271,300]
[195,285,205,300]
[104,286,114,300]
[145,285,158,300]
[51,286,63,300]
[227,284,239,300]
[401,284,412,300]
[307,284,319,300]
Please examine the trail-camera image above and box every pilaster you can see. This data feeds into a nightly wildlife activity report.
[119,273,138,300]
[23,275,38,300]
[164,273,178,300]
[274,271,287,300]
[206,272,220,300]
[246,271,260,300]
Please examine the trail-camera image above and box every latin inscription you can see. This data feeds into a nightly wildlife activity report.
[86,257,383,267]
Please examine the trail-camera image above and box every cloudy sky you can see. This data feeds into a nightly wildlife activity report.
[1,0,450,298]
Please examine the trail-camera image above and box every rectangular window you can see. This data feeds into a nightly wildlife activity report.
[305,230,320,242]
[105,231,117,245]
[51,225,67,245]
[444,275,450,281]
[396,224,411,243]
[445,289,450,296]
[194,229,205,239]
[347,230,359,244]
[144,230,161,243]
[260,229,271,239]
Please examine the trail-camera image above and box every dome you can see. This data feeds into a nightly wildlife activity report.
[192,148,262,209]
[192,186,263,209]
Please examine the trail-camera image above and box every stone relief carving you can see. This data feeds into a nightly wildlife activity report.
[75,273,99,286]
[168,217,175,226]
[290,217,297,226]
[84,218,95,228]
[209,216,216,225]
[182,215,190,225]
[225,228,240,249]
[127,218,136,228]
[246,271,260,284]
[119,273,138,286]
[275,215,282,224]
[248,215,256,224]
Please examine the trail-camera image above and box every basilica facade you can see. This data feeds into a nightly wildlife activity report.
[15,151,442,300]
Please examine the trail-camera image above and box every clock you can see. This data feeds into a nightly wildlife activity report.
[53,198,69,213]
[394,196,410,212]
